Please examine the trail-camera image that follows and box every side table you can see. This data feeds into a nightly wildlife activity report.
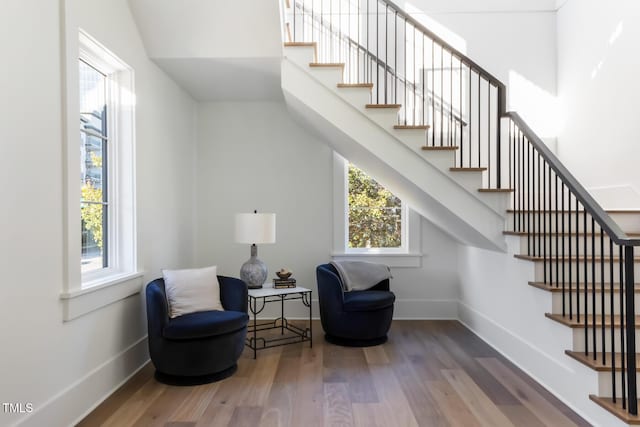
[246,286,312,359]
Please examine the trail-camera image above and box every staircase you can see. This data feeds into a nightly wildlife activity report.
[280,0,640,425]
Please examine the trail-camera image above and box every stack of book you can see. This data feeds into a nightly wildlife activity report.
[273,278,296,289]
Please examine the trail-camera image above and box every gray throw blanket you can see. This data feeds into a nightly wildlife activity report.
[330,261,392,292]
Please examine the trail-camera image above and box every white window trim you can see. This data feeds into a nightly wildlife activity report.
[61,29,141,321]
[331,152,422,267]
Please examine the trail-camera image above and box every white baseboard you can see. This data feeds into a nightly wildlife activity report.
[16,336,149,427]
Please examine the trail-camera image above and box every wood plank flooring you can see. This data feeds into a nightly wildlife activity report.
[78,321,591,427]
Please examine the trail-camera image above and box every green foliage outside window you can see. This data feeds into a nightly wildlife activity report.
[348,164,402,248]
[81,153,104,249]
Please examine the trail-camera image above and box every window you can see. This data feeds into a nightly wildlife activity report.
[331,153,421,267]
[76,30,136,286]
[348,163,405,250]
[80,60,109,273]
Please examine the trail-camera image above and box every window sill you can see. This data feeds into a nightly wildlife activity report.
[331,252,423,268]
[60,271,144,321]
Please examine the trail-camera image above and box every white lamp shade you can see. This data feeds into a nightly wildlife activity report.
[235,213,276,244]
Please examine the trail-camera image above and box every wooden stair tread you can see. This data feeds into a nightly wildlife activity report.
[365,103,401,109]
[284,42,317,47]
[528,281,640,293]
[504,231,640,237]
[478,188,514,193]
[309,62,345,68]
[393,125,430,130]
[566,350,640,372]
[337,83,373,88]
[450,167,487,172]
[545,313,640,328]
[590,395,640,424]
[507,209,640,214]
[421,146,458,151]
[515,254,640,262]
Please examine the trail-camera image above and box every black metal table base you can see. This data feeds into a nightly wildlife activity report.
[246,290,312,359]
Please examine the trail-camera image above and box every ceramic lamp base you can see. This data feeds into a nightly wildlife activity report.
[240,244,267,289]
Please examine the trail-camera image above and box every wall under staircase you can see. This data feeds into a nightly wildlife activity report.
[282,44,510,251]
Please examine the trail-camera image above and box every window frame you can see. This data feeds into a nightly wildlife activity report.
[332,152,422,267]
[60,29,141,321]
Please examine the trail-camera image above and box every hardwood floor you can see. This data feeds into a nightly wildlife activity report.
[78,321,591,427]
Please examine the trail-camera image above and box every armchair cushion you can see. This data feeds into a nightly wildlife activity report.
[343,290,395,312]
[163,309,248,340]
[162,265,223,318]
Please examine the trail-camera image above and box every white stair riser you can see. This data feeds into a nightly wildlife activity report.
[447,171,484,193]
[308,67,344,87]
[420,150,456,170]
[598,371,640,398]
[532,261,640,283]
[362,107,400,129]
[335,86,372,106]
[392,129,428,147]
[573,328,639,353]
[507,212,640,234]
[477,192,511,216]
[552,293,640,316]
[283,45,316,67]
[518,235,619,256]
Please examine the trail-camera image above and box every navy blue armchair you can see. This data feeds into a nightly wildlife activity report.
[146,276,248,385]
[316,263,395,346]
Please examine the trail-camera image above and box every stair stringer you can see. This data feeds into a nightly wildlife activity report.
[458,235,629,427]
[282,58,507,251]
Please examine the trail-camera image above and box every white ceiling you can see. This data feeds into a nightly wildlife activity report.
[154,57,283,101]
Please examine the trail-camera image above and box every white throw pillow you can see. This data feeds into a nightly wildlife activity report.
[162,265,224,318]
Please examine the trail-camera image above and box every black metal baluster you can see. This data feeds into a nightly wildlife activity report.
[441,47,444,146]
[382,5,386,103]
[527,140,531,254]
[562,184,566,311]
[509,121,513,215]
[414,25,417,126]
[404,17,408,125]
[477,74,480,166]
[592,218,596,357]
[620,244,627,410]
[584,210,588,354]
[543,161,547,283]
[468,66,471,162]
[450,52,453,146]
[459,59,463,162]
[601,229,606,364]
[575,200,580,323]
[423,35,426,127]
[625,245,638,414]
[394,11,398,105]
[538,154,542,258]
[568,190,573,320]
[432,39,435,146]
[488,81,491,188]
[553,172,564,290]
[611,238,617,403]
[375,0,378,103]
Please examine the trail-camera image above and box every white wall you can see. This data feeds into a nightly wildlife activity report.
[557,0,640,208]
[195,101,459,319]
[0,0,197,426]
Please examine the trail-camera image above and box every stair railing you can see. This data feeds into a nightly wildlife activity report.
[507,112,639,414]
[284,0,638,415]
[287,0,506,187]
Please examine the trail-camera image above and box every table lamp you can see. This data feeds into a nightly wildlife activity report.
[235,211,276,289]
